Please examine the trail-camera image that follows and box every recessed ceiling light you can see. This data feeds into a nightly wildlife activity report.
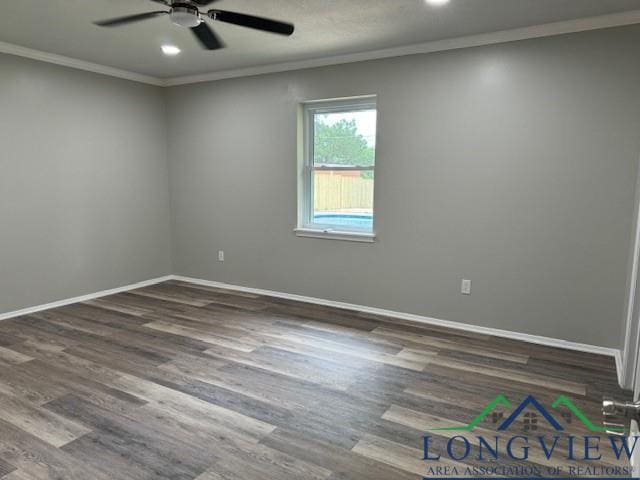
[161,45,181,56]
[426,0,450,5]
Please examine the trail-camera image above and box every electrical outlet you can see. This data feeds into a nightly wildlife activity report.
[218,251,224,262]
[461,279,471,295]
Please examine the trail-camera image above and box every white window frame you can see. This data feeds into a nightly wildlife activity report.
[295,96,377,243]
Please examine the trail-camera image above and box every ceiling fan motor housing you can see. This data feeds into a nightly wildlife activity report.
[170,4,202,28]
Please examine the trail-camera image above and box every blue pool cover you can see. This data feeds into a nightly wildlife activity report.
[313,214,373,230]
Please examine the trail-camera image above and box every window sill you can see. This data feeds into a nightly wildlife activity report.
[294,228,376,243]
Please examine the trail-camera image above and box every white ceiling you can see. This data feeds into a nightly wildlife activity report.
[1,0,640,80]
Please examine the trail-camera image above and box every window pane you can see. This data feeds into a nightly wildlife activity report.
[313,109,376,168]
[313,170,374,231]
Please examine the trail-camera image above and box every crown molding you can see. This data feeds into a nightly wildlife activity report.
[0,41,163,86]
[164,9,640,86]
[2,9,640,88]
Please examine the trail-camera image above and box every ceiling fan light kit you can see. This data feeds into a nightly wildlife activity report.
[170,5,202,28]
[93,0,295,51]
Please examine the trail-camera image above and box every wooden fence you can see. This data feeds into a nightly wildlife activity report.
[314,173,374,211]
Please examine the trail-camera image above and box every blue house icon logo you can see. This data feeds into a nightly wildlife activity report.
[497,395,564,431]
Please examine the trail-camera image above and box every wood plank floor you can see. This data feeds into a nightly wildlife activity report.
[0,280,629,479]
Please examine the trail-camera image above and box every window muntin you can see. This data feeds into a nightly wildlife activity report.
[301,98,377,234]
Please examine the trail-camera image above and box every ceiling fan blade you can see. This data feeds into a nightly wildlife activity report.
[148,0,169,5]
[191,22,225,50]
[191,0,222,5]
[94,11,168,27]
[209,10,295,36]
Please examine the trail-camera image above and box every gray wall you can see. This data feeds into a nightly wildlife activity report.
[167,25,640,348]
[2,26,638,349]
[0,54,172,313]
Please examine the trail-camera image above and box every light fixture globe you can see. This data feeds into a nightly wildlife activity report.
[170,5,201,28]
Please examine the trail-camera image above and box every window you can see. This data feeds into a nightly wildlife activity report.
[297,97,377,242]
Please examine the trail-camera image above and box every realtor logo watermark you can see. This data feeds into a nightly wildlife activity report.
[422,394,637,478]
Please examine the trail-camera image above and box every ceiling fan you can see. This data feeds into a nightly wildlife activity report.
[93,0,295,50]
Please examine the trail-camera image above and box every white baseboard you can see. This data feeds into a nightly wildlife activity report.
[0,275,173,322]
[172,275,621,362]
[0,273,624,384]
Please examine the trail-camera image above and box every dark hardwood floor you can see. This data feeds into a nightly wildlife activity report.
[0,280,628,479]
